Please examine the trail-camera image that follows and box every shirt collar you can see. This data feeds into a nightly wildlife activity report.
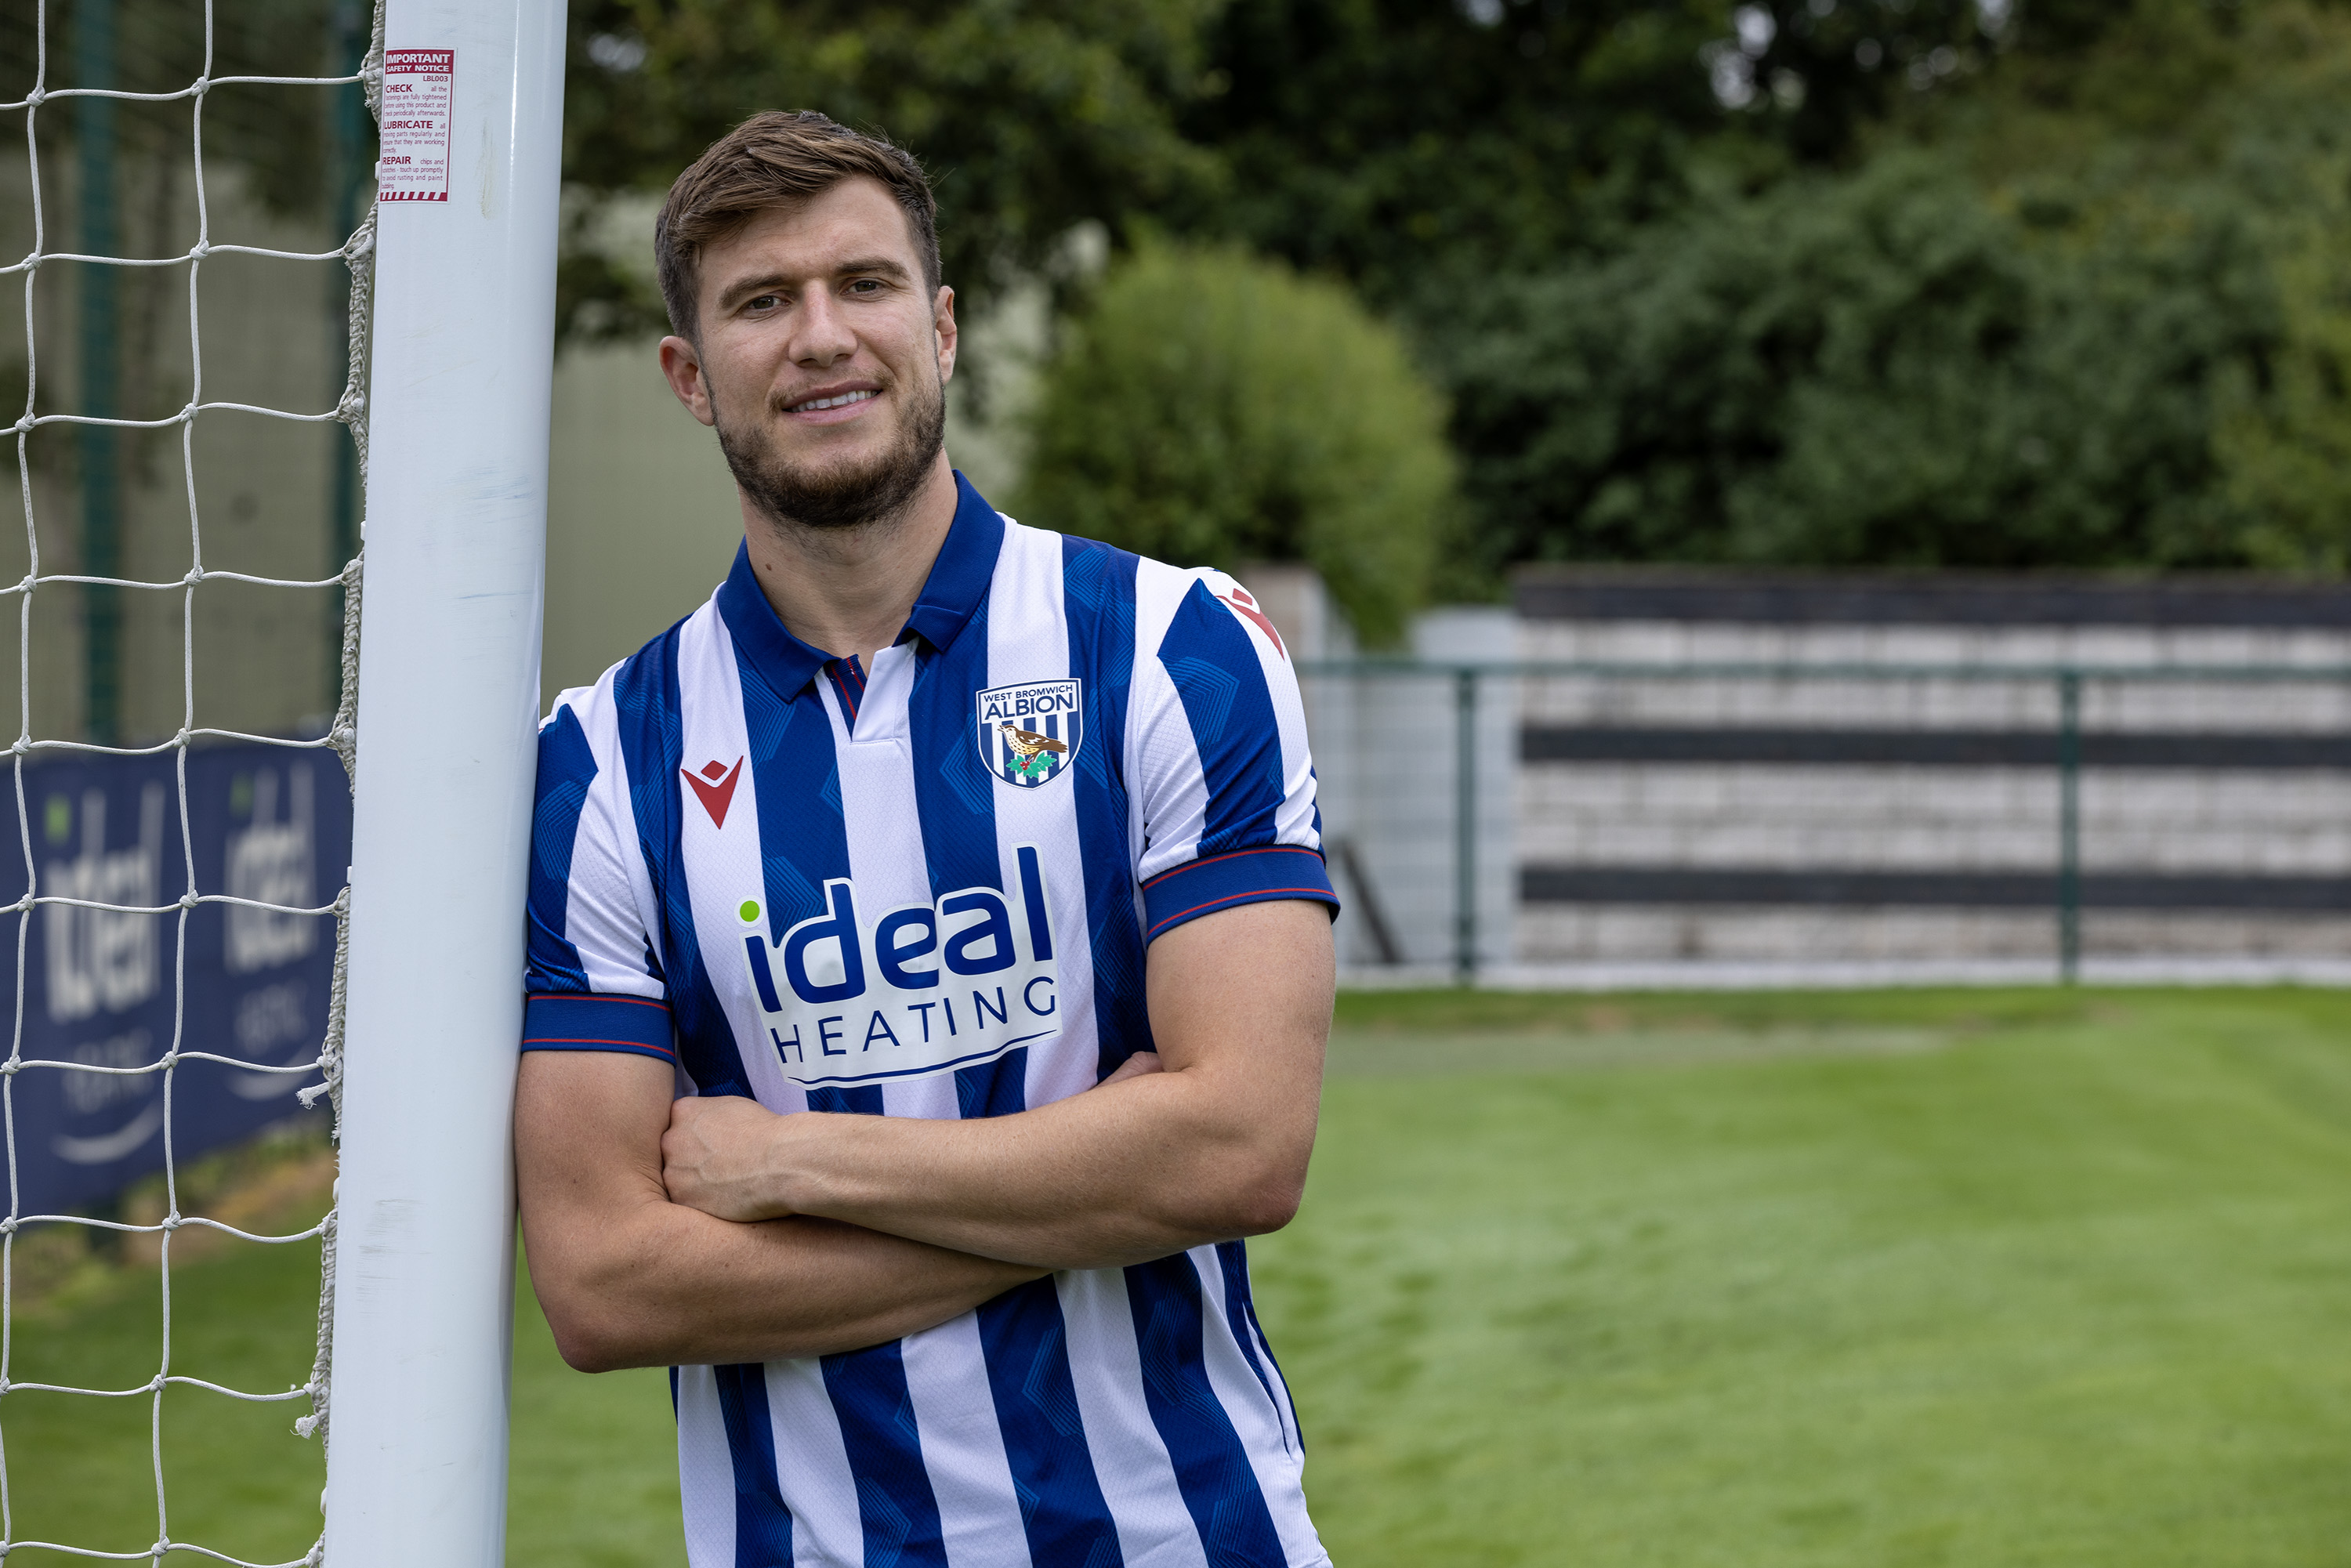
[714,469,1005,697]
[903,471,1006,654]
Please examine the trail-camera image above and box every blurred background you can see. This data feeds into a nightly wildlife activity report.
[9,1,2351,1565]
[553,0,2351,988]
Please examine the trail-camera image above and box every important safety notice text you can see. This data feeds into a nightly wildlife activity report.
[377,50,455,203]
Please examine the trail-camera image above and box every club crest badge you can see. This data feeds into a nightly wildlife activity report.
[976,679,1083,788]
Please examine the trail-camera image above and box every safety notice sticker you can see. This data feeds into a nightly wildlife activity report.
[377,49,455,203]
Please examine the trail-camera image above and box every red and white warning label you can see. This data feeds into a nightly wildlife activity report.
[377,49,455,203]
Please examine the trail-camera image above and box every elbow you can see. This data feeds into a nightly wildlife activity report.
[1230,1177,1304,1238]
[1124,1163,1303,1261]
[547,1302,665,1374]
[541,1295,632,1374]
[1172,1093,1318,1244]
[549,1318,628,1375]
[1208,1152,1308,1240]
[532,1268,656,1373]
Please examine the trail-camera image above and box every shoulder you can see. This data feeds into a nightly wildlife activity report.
[1141,563,1288,667]
[994,512,1161,606]
[538,661,624,788]
[1007,516,1272,657]
[545,596,728,731]
[540,595,730,790]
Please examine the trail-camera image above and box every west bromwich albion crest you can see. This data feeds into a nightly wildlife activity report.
[976,679,1083,788]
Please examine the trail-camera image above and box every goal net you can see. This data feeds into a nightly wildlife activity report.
[2,2,559,1562]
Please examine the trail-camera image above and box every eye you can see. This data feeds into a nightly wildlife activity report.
[847,278,885,296]
[744,292,782,313]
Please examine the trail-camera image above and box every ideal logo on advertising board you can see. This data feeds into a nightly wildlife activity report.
[225,766,319,976]
[5,744,353,1216]
[43,782,165,1025]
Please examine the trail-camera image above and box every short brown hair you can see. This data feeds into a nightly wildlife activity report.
[654,110,940,340]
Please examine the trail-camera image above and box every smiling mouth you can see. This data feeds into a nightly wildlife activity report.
[786,389,878,414]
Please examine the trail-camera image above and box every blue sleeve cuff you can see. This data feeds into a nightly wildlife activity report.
[521,991,676,1063]
[1140,845,1340,942]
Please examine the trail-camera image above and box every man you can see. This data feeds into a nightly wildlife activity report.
[514,110,1340,1568]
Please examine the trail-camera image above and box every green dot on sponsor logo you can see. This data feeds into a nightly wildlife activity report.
[739,900,760,923]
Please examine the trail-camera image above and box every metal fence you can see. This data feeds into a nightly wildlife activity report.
[1298,658,2351,986]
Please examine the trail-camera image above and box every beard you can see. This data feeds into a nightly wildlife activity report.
[713,365,947,534]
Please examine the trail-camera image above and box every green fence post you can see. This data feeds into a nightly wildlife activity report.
[76,0,121,745]
[1454,665,1477,985]
[2058,668,2081,984]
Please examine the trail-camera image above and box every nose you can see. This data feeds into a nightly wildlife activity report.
[789,288,858,369]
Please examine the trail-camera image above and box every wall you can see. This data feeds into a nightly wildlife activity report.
[541,342,741,701]
[1244,566,1517,976]
[1512,570,2351,978]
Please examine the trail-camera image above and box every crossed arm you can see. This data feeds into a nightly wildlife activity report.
[514,897,1334,1371]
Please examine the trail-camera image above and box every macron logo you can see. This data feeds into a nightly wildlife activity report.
[682,756,744,829]
[1217,585,1287,661]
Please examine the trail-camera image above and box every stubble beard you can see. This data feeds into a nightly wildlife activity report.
[714,364,947,536]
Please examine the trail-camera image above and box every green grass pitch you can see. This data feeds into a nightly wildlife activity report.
[10,987,2351,1565]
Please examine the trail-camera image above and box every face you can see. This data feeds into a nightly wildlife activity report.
[659,177,956,532]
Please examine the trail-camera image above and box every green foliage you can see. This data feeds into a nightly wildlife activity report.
[1434,152,2281,572]
[1173,0,1999,310]
[558,0,1227,339]
[1013,245,1455,644]
[2219,230,2351,570]
[1432,2,2351,576]
[2194,6,2351,570]
[545,0,2351,581]
[556,0,2015,337]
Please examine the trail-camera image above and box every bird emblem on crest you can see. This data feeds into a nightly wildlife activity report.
[997,723,1069,780]
[976,679,1085,788]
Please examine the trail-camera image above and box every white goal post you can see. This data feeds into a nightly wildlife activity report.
[2,0,558,1559]
[321,0,564,1561]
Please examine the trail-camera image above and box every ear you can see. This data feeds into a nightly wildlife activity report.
[658,335,717,428]
[933,285,958,385]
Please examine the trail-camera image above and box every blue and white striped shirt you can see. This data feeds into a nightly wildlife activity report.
[523,473,1339,1568]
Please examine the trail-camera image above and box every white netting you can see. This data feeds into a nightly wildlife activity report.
[0,0,381,1561]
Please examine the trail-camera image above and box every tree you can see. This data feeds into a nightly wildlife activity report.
[1434,151,2292,572]
[544,0,2350,580]
[1173,0,2020,312]
[556,0,1227,342]
[1014,245,1456,643]
[1429,0,2351,577]
[550,0,2041,344]
[2196,5,2351,568]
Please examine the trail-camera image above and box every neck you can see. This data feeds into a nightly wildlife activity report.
[741,450,961,668]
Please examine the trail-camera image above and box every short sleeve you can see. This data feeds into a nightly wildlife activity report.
[1128,570,1340,943]
[521,685,676,1063]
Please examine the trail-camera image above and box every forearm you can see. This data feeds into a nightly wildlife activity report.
[781,1070,1294,1269]
[694,901,1334,1270]
[524,1191,1045,1370]
[658,901,1335,1272]
[514,1048,1043,1371]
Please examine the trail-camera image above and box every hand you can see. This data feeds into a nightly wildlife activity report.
[662,1094,795,1222]
[663,1052,1161,1224]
